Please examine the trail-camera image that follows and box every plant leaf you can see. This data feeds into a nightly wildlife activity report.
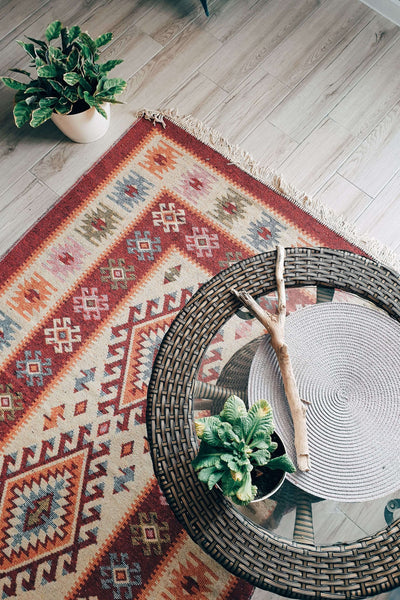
[78,32,97,55]
[66,48,79,71]
[78,77,92,93]
[247,399,273,424]
[217,421,241,446]
[102,77,126,95]
[35,56,46,68]
[83,60,99,79]
[0,77,27,90]
[54,98,72,114]
[206,470,224,490]
[23,80,43,90]
[82,91,97,106]
[48,46,65,62]
[249,436,269,450]
[268,453,296,473]
[62,85,78,102]
[197,466,224,490]
[14,89,26,102]
[45,20,62,42]
[98,59,123,75]
[35,47,47,62]
[219,395,247,425]
[13,101,32,127]
[37,64,59,78]
[68,25,81,43]
[192,444,223,470]
[48,79,64,94]
[220,471,241,496]
[78,44,92,60]
[60,27,69,53]
[95,32,113,48]
[30,106,53,127]
[99,84,126,99]
[193,417,220,447]
[245,399,274,443]
[250,448,270,466]
[10,68,31,76]
[233,470,257,504]
[25,36,48,49]
[63,72,81,85]
[16,40,35,58]
[39,96,58,107]
[201,420,238,448]
[96,97,124,105]
[95,104,108,119]
[83,92,107,119]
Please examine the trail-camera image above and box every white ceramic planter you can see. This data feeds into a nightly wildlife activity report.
[51,102,110,143]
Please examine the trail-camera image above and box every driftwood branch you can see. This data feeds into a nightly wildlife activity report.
[231,246,311,472]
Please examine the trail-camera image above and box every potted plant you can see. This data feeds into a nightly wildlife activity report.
[192,395,295,505]
[0,20,126,143]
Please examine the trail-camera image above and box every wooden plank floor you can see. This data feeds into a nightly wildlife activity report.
[1,0,399,263]
[0,1,399,597]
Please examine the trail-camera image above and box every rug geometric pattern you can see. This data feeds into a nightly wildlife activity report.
[0,115,363,599]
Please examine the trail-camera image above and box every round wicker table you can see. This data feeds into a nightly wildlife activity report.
[146,247,400,598]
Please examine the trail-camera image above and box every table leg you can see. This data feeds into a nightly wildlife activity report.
[293,490,315,545]
[193,380,247,405]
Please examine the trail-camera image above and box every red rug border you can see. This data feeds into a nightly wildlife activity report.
[1,116,367,286]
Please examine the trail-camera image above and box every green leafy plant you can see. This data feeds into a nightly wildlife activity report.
[0,20,127,128]
[192,395,295,505]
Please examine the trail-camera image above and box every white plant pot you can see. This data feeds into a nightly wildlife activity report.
[51,103,110,143]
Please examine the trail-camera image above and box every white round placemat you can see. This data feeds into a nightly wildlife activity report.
[248,302,400,502]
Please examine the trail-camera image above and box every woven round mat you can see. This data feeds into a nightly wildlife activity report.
[248,302,400,502]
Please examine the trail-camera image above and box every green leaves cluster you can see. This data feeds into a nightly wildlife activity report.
[192,395,295,505]
[1,20,127,128]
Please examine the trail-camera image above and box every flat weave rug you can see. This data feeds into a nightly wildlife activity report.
[0,111,397,600]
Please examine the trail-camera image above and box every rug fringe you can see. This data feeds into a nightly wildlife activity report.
[137,108,400,274]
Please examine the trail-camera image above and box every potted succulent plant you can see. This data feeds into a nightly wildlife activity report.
[192,395,295,505]
[0,20,126,142]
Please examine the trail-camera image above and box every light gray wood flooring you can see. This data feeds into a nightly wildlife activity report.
[0,1,399,598]
[1,0,399,262]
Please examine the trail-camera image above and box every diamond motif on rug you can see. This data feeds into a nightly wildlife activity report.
[100,553,141,597]
[15,350,52,387]
[7,273,57,321]
[0,383,23,421]
[44,317,81,353]
[107,170,154,212]
[42,237,90,281]
[0,430,108,594]
[100,258,136,290]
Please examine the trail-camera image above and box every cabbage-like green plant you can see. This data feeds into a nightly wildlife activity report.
[192,395,295,505]
[0,20,126,128]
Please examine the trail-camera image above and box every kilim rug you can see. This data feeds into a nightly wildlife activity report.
[0,110,397,600]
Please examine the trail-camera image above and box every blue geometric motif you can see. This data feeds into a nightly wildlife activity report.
[0,310,22,351]
[127,231,161,261]
[113,466,135,494]
[244,211,286,251]
[9,476,70,548]
[107,170,154,212]
[74,367,96,392]
[138,329,166,385]
[15,350,52,387]
[100,552,141,599]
